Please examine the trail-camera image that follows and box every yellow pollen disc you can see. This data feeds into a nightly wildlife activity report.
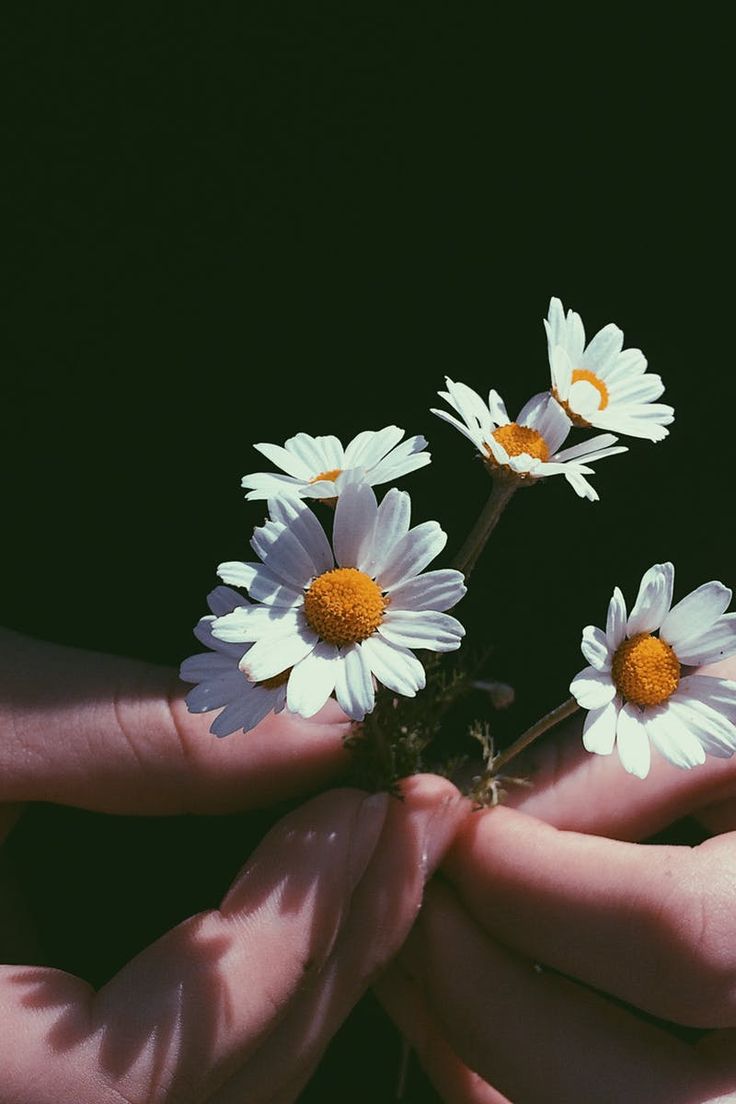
[310,468,342,484]
[611,633,680,707]
[257,668,291,690]
[304,567,386,647]
[571,368,609,411]
[491,423,550,462]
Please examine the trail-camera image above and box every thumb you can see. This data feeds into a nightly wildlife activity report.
[0,629,349,815]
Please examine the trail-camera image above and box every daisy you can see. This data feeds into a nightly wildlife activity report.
[546,296,675,441]
[571,562,736,778]
[431,378,626,501]
[207,483,466,725]
[241,426,431,502]
[180,585,289,736]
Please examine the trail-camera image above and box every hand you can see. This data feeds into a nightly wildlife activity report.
[376,658,736,1104]
[0,629,469,1102]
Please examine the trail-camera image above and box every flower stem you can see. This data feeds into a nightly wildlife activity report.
[491,696,579,775]
[451,477,517,579]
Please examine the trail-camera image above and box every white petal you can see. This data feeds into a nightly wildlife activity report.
[608,373,665,404]
[581,323,624,372]
[626,562,675,636]
[581,625,611,670]
[545,297,566,350]
[367,435,431,485]
[527,392,571,454]
[582,697,620,755]
[386,569,466,612]
[268,495,334,575]
[615,703,651,778]
[217,561,257,589]
[430,406,486,450]
[668,697,736,759]
[252,441,313,479]
[211,606,300,643]
[284,432,344,473]
[251,522,317,589]
[184,671,247,712]
[228,563,302,607]
[487,388,510,426]
[564,308,586,362]
[671,615,736,667]
[342,429,375,467]
[644,704,707,769]
[180,653,240,685]
[605,587,627,650]
[445,379,491,436]
[570,666,617,709]
[360,635,426,696]
[333,481,378,569]
[554,433,619,463]
[239,624,318,682]
[660,582,733,652]
[364,487,412,577]
[209,687,278,737]
[548,345,573,399]
[677,676,736,724]
[598,347,648,384]
[564,468,599,500]
[343,425,404,470]
[193,616,248,656]
[380,609,465,652]
[286,642,339,718]
[334,644,376,720]
[207,586,247,617]
[241,472,306,499]
[376,521,447,590]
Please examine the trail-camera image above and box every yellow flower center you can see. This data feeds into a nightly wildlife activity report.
[553,370,609,428]
[611,633,680,707]
[310,468,342,484]
[490,423,550,462]
[304,567,386,646]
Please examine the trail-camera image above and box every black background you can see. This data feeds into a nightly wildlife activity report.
[2,7,733,1100]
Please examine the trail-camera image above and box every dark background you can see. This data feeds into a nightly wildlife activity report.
[1,7,732,1100]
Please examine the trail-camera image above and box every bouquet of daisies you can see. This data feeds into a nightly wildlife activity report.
[180,297,736,796]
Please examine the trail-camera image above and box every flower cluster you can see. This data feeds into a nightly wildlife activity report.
[181,296,736,790]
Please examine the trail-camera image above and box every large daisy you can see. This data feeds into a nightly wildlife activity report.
[571,562,736,778]
[546,296,675,442]
[207,483,466,725]
[241,427,430,502]
[431,378,626,501]
[180,585,289,736]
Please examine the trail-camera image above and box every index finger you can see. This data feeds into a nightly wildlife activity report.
[0,629,349,816]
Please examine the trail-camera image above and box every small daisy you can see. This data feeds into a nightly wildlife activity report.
[241,427,431,502]
[180,585,289,736]
[207,483,466,725]
[571,562,736,778]
[546,296,675,441]
[431,378,626,501]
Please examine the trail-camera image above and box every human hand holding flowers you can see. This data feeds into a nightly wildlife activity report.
[0,628,469,1102]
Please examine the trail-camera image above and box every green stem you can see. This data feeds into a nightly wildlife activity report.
[451,478,517,579]
[491,696,579,775]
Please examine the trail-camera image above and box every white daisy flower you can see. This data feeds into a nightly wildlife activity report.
[546,296,675,442]
[241,427,431,502]
[431,378,626,501]
[208,483,466,724]
[180,585,289,736]
[571,562,736,779]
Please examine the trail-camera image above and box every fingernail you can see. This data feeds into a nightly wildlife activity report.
[345,791,390,891]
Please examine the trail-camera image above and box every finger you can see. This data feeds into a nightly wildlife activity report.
[0,629,350,814]
[508,656,736,840]
[0,777,467,1104]
[204,775,469,1103]
[375,962,511,1104]
[401,880,717,1104]
[443,805,736,1028]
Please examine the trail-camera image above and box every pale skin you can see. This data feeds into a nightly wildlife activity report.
[375,657,736,1103]
[4,629,736,1102]
[0,629,468,1103]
